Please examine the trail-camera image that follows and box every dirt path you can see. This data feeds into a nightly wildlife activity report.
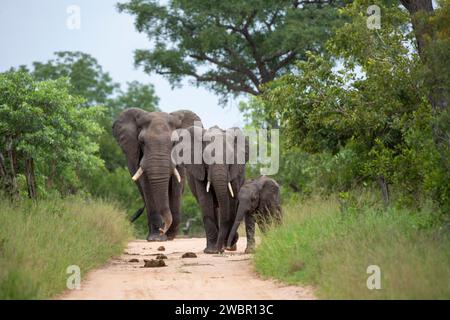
[59,238,315,300]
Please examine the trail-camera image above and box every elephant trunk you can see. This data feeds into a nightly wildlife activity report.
[210,167,231,251]
[227,203,246,248]
[145,156,173,234]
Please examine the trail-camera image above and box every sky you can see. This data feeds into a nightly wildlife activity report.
[0,0,245,128]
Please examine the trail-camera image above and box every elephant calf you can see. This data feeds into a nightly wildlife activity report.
[227,176,282,253]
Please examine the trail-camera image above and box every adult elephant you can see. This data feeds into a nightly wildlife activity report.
[173,126,248,253]
[227,176,282,253]
[113,108,202,241]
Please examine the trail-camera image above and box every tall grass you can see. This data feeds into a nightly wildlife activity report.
[253,195,450,299]
[0,196,133,299]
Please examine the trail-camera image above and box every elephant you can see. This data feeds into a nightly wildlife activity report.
[227,176,282,253]
[172,125,248,253]
[113,108,202,241]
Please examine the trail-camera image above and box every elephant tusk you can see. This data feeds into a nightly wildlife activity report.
[228,182,235,198]
[132,167,144,181]
[206,181,211,192]
[173,168,181,183]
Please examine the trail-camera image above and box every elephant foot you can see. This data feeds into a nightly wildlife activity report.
[225,244,237,251]
[245,246,255,254]
[165,229,178,241]
[147,233,168,242]
[203,246,219,254]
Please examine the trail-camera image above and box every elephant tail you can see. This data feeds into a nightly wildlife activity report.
[130,207,145,223]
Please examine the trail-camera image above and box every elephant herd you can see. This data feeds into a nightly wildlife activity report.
[113,108,282,254]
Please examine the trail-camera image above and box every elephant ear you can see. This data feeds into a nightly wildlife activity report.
[112,108,149,172]
[170,110,203,129]
[173,125,206,181]
[228,128,248,182]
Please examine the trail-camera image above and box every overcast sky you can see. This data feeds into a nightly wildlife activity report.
[0,0,244,128]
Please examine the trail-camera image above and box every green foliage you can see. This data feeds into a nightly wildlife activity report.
[0,196,132,299]
[254,196,450,299]
[242,0,450,211]
[31,51,120,106]
[0,71,104,196]
[111,80,160,116]
[118,0,345,103]
[179,187,204,236]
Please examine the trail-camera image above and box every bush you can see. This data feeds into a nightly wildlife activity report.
[0,196,132,299]
[254,195,450,299]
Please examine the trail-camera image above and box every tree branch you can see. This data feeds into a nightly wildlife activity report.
[189,52,260,89]
[269,51,298,81]
[189,72,260,96]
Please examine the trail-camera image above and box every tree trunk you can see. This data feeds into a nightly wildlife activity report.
[0,151,8,193]
[6,137,19,201]
[25,157,37,199]
[400,0,449,171]
[378,175,390,208]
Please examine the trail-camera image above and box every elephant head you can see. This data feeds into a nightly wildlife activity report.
[172,125,248,252]
[227,176,281,249]
[113,108,202,237]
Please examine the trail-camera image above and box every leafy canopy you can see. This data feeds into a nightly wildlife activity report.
[118,0,346,102]
[244,0,450,210]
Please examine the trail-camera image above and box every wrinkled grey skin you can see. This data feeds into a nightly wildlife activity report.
[174,126,247,253]
[113,108,202,241]
[227,176,282,253]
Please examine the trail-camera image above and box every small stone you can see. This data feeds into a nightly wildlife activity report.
[156,254,167,260]
[143,259,166,268]
[182,252,197,258]
[128,258,139,263]
[157,246,165,251]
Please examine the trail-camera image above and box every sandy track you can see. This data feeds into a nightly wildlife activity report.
[59,238,315,300]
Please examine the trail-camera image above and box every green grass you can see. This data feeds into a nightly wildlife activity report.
[253,196,450,299]
[0,196,133,299]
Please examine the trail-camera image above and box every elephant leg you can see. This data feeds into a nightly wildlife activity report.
[166,174,183,240]
[202,203,218,253]
[196,183,218,253]
[140,178,166,242]
[216,216,233,254]
[244,212,256,253]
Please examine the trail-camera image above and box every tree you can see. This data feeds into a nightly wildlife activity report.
[399,0,450,172]
[0,71,104,199]
[31,51,120,107]
[109,80,160,117]
[118,0,346,102]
